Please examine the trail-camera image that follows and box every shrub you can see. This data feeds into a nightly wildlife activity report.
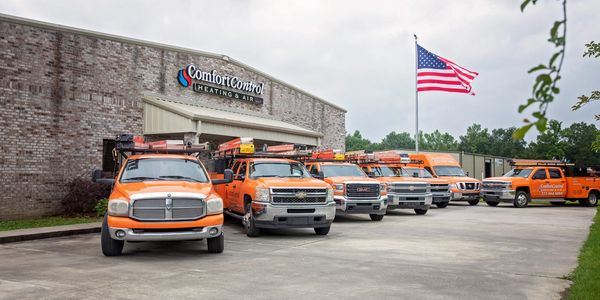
[94,198,108,218]
[61,178,111,215]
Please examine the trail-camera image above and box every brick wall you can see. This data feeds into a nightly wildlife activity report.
[0,17,346,220]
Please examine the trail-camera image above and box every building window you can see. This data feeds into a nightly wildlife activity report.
[102,139,116,172]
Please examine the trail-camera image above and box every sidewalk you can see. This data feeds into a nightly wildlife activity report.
[0,222,101,243]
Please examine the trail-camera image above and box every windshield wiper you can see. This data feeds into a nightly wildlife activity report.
[122,176,163,182]
[159,175,202,182]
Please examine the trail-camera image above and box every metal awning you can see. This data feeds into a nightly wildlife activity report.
[142,94,323,146]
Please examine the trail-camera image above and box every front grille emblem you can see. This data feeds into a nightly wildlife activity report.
[409,185,415,191]
[295,191,307,199]
[357,187,370,192]
[165,197,173,211]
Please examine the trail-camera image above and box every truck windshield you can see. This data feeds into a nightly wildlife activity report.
[434,166,465,177]
[503,168,532,178]
[249,162,310,178]
[120,158,209,183]
[371,166,398,177]
[403,167,434,178]
[321,165,366,177]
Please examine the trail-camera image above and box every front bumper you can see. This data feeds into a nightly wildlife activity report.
[109,224,223,242]
[451,191,481,201]
[432,192,451,204]
[334,196,388,215]
[251,201,336,229]
[387,193,432,210]
[481,189,516,202]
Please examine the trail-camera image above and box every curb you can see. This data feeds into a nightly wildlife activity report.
[0,223,101,244]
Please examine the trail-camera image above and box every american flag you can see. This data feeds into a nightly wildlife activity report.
[417,45,478,95]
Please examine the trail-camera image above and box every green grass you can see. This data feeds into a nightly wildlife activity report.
[568,206,600,300]
[0,216,101,232]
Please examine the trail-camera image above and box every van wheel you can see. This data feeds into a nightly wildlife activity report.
[243,202,261,237]
[436,202,448,208]
[369,214,384,221]
[101,215,124,257]
[513,191,529,208]
[207,233,224,253]
[414,209,428,215]
[579,192,598,207]
[485,201,499,207]
[467,199,480,206]
[314,226,331,235]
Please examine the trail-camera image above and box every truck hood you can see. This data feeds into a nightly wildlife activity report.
[376,176,429,184]
[483,176,527,184]
[437,176,480,183]
[113,181,213,199]
[325,176,379,185]
[255,177,330,188]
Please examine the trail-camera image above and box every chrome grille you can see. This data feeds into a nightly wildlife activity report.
[346,183,379,198]
[131,197,205,221]
[430,184,450,193]
[270,188,328,205]
[389,183,428,194]
[459,182,480,190]
[482,181,509,190]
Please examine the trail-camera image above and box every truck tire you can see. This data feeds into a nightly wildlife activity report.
[101,215,124,257]
[513,191,529,208]
[485,200,499,207]
[243,202,261,237]
[467,199,480,206]
[314,226,331,235]
[579,192,598,207]
[436,202,448,208]
[207,233,224,253]
[414,209,428,215]
[369,214,384,221]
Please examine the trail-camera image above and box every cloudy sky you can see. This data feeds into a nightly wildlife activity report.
[1,0,598,141]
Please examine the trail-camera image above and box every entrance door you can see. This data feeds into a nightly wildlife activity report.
[484,160,492,178]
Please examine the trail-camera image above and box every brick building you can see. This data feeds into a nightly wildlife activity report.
[0,14,346,220]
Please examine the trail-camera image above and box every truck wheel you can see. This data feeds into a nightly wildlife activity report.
[101,215,124,257]
[207,233,224,253]
[579,192,598,207]
[243,202,261,237]
[314,226,331,235]
[467,199,480,206]
[369,214,384,221]
[485,200,499,207]
[414,209,428,215]
[513,191,529,208]
[436,202,448,208]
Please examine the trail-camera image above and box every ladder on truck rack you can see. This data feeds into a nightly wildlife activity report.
[344,150,423,165]
[509,159,575,167]
[114,134,209,159]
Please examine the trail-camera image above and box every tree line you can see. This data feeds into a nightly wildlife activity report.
[346,120,600,165]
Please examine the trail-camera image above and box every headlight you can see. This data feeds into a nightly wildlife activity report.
[449,183,457,189]
[326,188,334,202]
[255,187,270,202]
[108,199,129,217]
[206,196,223,215]
[333,184,344,192]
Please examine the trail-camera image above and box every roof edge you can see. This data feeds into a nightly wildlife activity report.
[0,13,347,113]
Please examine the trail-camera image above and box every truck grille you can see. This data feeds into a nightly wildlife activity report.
[131,197,205,221]
[459,182,480,190]
[346,183,380,198]
[482,181,509,190]
[271,188,328,205]
[388,183,428,194]
[430,184,450,193]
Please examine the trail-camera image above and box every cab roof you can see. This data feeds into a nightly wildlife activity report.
[127,153,197,160]
[236,157,299,163]
[311,161,357,166]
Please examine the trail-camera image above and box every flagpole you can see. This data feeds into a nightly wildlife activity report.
[414,34,419,152]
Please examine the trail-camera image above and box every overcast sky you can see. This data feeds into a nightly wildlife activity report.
[1,0,598,141]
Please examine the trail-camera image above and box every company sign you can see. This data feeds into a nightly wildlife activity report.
[177,64,264,104]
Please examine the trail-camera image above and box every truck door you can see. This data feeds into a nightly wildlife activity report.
[530,168,548,198]
[223,161,240,209]
[547,168,567,198]
[227,161,247,214]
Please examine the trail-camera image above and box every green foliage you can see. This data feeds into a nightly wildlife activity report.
[568,206,600,300]
[94,198,108,218]
[380,131,415,150]
[572,41,600,152]
[459,124,491,154]
[561,123,600,165]
[526,120,567,160]
[582,41,600,58]
[0,216,100,232]
[421,130,458,151]
[515,0,567,139]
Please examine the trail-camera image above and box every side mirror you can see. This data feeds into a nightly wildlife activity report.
[314,170,325,180]
[91,169,115,185]
[213,169,234,185]
[366,171,375,178]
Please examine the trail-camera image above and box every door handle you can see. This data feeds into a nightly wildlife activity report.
[232,185,236,188]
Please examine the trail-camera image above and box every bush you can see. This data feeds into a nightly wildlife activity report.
[94,198,108,218]
[61,178,111,215]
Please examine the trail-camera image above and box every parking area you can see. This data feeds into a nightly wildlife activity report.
[0,203,596,300]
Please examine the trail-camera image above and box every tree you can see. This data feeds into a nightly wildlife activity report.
[421,130,458,151]
[572,41,600,151]
[489,128,527,158]
[379,131,414,150]
[459,124,491,154]
[561,122,600,165]
[526,120,566,160]
[345,130,373,151]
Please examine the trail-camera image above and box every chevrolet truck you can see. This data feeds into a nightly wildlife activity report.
[481,160,600,208]
[395,165,451,208]
[93,135,233,256]
[409,153,481,205]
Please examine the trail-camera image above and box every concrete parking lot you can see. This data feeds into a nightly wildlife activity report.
[0,203,596,300]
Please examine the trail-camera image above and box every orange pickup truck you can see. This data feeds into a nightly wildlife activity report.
[211,140,335,237]
[93,135,232,256]
[409,153,482,205]
[481,160,600,207]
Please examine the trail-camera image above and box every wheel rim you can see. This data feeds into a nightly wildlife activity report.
[243,209,251,229]
[517,194,527,206]
[590,194,598,205]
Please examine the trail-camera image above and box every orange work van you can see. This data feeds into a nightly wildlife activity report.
[409,153,481,205]
[210,138,335,237]
[93,134,232,256]
[481,160,600,207]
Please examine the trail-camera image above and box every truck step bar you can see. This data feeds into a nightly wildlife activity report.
[224,210,244,220]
